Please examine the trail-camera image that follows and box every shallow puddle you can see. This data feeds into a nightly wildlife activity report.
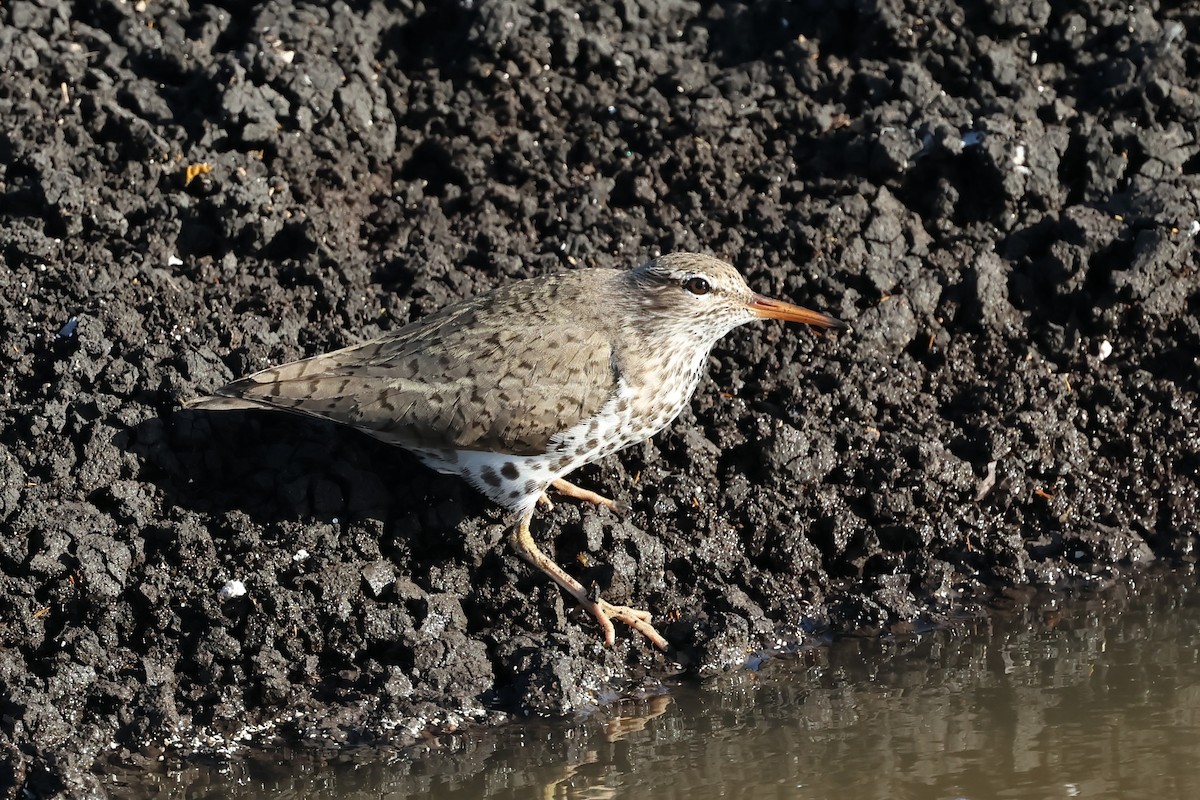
[110,570,1200,799]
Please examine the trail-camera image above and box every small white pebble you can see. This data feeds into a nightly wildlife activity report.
[168,254,183,267]
[1098,340,1113,361]
[292,549,310,563]
[1188,220,1200,236]
[1013,143,1032,175]
[218,579,246,600]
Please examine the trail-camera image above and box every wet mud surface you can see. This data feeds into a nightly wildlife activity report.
[1,0,1198,796]
[99,569,1200,800]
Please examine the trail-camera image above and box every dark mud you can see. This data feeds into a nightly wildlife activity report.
[101,568,1200,799]
[1,0,1197,796]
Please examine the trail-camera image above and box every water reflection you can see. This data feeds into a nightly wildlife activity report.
[111,570,1200,799]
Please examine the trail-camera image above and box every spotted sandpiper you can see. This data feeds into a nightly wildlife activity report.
[190,253,845,649]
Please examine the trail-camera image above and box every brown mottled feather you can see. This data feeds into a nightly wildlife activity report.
[193,270,626,456]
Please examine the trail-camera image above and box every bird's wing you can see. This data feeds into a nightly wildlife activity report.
[193,290,621,457]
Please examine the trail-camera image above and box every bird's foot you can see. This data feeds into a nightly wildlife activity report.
[585,597,668,650]
[509,512,665,650]
[550,478,630,514]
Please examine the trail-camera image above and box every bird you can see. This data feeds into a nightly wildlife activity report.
[189,252,846,650]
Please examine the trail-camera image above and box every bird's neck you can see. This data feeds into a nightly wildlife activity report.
[618,330,713,429]
[618,297,722,395]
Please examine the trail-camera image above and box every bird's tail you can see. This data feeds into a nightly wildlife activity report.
[183,394,269,412]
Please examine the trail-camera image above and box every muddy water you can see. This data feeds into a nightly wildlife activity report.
[110,571,1200,799]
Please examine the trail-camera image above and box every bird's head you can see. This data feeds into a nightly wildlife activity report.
[627,252,846,344]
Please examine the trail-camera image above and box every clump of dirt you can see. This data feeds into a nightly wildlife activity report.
[1,0,1197,796]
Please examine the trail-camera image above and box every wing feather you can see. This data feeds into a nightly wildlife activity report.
[191,272,625,457]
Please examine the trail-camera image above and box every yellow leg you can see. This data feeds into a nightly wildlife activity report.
[547,477,630,514]
[508,509,667,650]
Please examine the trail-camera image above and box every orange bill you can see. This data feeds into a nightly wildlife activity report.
[747,294,848,329]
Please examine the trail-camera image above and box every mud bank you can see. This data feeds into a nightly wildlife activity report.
[1,0,1197,796]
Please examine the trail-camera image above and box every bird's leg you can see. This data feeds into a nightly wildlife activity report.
[508,509,667,650]
[548,478,630,514]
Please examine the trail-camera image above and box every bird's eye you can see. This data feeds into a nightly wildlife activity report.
[683,276,711,296]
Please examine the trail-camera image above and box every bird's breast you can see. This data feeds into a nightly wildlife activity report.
[433,344,713,511]
[603,345,709,452]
